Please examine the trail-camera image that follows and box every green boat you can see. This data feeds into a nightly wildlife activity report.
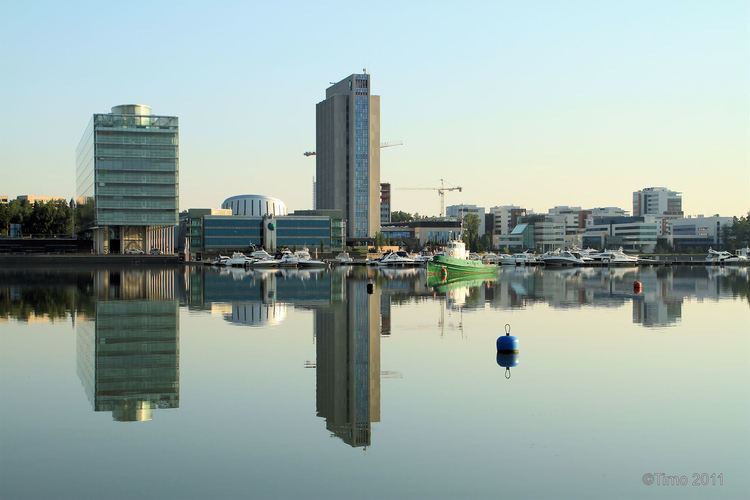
[427,239,497,281]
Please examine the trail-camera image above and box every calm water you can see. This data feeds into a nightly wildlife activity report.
[1,265,748,500]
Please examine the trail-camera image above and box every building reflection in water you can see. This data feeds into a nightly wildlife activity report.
[314,278,380,448]
[76,269,179,422]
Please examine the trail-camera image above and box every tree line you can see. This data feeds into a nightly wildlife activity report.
[0,199,76,237]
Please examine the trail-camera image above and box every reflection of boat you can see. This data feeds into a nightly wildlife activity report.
[427,273,497,293]
[427,239,497,277]
[706,248,748,264]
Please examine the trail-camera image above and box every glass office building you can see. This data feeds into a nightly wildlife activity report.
[76,104,179,254]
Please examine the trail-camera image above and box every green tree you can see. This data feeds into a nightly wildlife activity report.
[461,213,480,252]
[390,211,413,223]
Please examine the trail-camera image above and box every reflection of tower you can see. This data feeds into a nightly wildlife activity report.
[380,294,391,336]
[315,280,380,447]
[77,270,179,422]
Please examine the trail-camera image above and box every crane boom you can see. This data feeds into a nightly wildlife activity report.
[304,140,403,157]
[396,178,462,217]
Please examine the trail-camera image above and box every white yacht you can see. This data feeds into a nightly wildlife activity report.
[482,253,501,265]
[498,254,516,266]
[335,251,353,264]
[596,248,639,266]
[468,252,482,261]
[378,250,419,267]
[413,251,434,265]
[540,250,585,266]
[706,248,748,264]
[250,249,275,261]
[210,255,230,266]
[295,248,327,267]
[226,252,252,267]
[278,250,300,268]
[511,251,540,265]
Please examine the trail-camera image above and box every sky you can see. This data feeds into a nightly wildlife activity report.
[1,0,748,217]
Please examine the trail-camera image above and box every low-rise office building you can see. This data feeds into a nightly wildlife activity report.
[583,216,658,252]
[495,214,565,252]
[446,204,486,236]
[667,215,733,250]
[187,211,344,259]
[490,205,527,236]
[380,220,461,249]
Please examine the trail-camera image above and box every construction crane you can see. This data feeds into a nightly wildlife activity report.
[397,179,462,218]
[303,140,403,157]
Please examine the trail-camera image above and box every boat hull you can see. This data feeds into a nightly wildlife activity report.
[427,255,497,277]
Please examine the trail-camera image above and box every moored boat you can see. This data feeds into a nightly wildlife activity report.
[427,239,497,279]
[706,247,748,264]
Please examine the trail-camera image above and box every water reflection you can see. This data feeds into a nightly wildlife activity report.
[76,269,179,422]
[1,265,747,431]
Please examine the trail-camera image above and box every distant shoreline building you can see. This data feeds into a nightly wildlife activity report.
[76,104,179,255]
[633,187,683,236]
[446,204,486,236]
[316,72,381,240]
[221,194,287,217]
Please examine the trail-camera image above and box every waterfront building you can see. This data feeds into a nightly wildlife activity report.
[380,183,391,225]
[0,195,8,204]
[585,207,628,227]
[489,205,527,237]
[221,194,287,217]
[633,187,683,236]
[188,212,344,258]
[316,72,381,239]
[76,104,179,254]
[446,204,486,236]
[186,208,232,259]
[496,214,564,252]
[583,216,658,252]
[548,206,585,247]
[380,219,461,248]
[668,215,733,250]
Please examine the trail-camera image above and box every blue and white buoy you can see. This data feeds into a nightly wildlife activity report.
[496,324,519,379]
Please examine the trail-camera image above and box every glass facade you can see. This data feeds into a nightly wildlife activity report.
[76,110,179,228]
[353,76,370,238]
[200,216,337,252]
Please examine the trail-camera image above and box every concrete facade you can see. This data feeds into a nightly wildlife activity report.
[316,73,380,239]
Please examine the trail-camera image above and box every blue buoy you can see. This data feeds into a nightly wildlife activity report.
[496,324,519,379]
[496,323,519,353]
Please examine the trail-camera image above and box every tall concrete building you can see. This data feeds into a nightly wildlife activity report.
[632,187,682,236]
[380,182,391,225]
[76,104,179,254]
[316,73,380,239]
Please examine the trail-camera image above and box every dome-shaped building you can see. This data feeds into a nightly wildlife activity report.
[221,194,287,217]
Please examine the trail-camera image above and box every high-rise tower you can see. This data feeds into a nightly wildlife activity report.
[315,73,380,239]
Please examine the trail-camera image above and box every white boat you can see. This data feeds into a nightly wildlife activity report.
[468,252,482,261]
[250,249,275,261]
[540,250,585,266]
[278,250,300,267]
[505,251,540,265]
[335,252,353,264]
[413,252,434,265]
[210,254,230,266]
[737,246,750,259]
[226,252,252,267]
[377,250,419,267]
[498,254,516,266]
[706,247,748,264]
[295,248,327,267]
[481,253,500,265]
[596,248,639,266]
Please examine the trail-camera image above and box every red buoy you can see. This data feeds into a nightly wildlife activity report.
[633,280,643,294]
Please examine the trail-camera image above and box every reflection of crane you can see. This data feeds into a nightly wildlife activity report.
[304,140,403,157]
[397,179,462,217]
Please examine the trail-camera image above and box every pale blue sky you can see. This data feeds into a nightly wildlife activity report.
[1,0,748,216]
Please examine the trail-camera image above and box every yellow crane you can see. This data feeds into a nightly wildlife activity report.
[303,140,403,157]
[397,179,462,218]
